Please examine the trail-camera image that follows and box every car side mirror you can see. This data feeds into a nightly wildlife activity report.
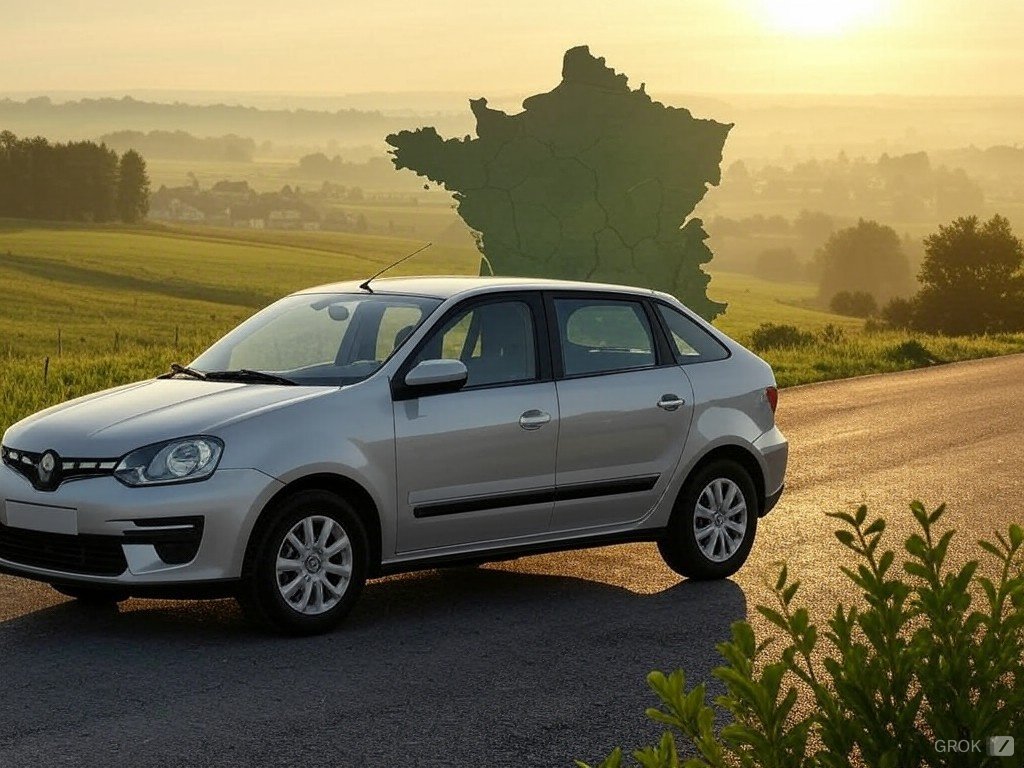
[402,359,468,394]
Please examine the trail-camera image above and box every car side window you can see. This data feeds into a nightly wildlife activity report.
[554,298,656,376]
[410,300,537,387]
[656,304,730,363]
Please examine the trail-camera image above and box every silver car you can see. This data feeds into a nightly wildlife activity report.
[1,277,787,633]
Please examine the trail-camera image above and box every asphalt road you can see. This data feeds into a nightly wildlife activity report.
[2,354,1023,767]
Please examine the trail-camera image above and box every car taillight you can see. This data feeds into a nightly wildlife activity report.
[765,386,778,414]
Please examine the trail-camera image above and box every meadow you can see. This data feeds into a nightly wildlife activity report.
[3,219,1023,433]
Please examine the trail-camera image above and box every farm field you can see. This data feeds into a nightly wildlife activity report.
[3,219,1024,433]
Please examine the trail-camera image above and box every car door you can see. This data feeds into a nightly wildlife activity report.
[546,292,695,533]
[392,292,559,553]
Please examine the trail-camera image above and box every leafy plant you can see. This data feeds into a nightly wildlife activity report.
[578,503,1024,768]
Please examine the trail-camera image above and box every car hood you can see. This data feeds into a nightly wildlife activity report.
[3,378,335,457]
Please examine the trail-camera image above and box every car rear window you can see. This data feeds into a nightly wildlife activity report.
[656,303,729,363]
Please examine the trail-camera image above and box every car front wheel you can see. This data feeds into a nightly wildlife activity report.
[658,460,759,580]
[238,490,369,635]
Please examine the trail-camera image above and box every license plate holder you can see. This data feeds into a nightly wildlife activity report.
[4,500,79,535]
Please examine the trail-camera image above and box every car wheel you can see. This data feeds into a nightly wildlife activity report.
[52,584,130,604]
[658,460,759,580]
[238,490,369,635]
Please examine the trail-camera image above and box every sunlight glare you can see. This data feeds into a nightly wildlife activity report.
[757,0,885,35]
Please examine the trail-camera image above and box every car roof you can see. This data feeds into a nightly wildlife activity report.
[293,275,661,301]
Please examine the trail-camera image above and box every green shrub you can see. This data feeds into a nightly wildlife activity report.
[862,317,887,334]
[748,323,815,352]
[818,324,845,345]
[885,339,938,366]
[578,503,1024,768]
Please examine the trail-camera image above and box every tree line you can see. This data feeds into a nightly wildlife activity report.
[99,129,255,163]
[0,130,150,223]
[815,214,1024,335]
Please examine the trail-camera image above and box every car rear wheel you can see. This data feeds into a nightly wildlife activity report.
[658,460,759,580]
[52,584,130,604]
[238,490,368,635]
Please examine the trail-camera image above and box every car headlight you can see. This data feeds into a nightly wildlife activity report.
[114,436,223,487]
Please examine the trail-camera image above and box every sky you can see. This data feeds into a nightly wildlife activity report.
[2,0,1023,98]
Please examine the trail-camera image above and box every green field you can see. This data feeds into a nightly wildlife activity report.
[3,220,1023,433]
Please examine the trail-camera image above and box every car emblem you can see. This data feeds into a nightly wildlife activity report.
[37,450,60,488]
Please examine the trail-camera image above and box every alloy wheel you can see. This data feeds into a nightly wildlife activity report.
[275,515,353,615]
[692,477,748,563]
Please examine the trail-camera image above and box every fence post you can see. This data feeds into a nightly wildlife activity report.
[57,327,62,357]
[43,356,49,383]
[175,325,179,349]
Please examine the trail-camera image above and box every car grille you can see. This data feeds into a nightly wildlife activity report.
[2,445,118,491]
[0,524,128,576]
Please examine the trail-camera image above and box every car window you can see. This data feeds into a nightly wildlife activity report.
[554,298,656,376]
[192,293,440,385]
[656,304,729,363]
[410,300,537,387]
[376,305,429,360]
[227,299,352,372]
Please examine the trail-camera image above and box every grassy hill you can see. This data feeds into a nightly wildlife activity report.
[2,220,1023,433]
[0,219,855,359]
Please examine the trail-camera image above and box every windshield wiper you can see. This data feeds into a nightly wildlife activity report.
[204,369,297,386]
[159,363,208,380]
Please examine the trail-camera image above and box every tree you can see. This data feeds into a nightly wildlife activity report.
[793,209,835,254]
[914,214,1024,334]
[386,46,732,320]
[880,296,916,329]
[815,219,913,305]
[116,149,150,223]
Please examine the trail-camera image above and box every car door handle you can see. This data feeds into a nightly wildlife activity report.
[519,409,551,430]
[657,394,685,411]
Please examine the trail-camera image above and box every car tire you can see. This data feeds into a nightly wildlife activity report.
[658,460,759,580]
[52,584,130,604]
[237,489,369,635]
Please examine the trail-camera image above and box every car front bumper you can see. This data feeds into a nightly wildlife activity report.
[0,463,283,590]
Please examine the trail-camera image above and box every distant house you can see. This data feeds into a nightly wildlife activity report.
[267,209,304,229]
[210,180,253,202]
[150,198,206,222]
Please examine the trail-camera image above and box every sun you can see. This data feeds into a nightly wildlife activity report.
[757,0,885,35]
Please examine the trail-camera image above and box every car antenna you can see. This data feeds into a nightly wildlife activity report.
[359,242,433,292]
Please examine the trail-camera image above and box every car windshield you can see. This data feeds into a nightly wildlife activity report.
[190,292,442,386]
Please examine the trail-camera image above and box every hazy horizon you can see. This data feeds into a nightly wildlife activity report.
[4,0,1024,97]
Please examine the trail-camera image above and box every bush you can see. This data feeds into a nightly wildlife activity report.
[885,339,938,366]
[748,323,815,352]
[818,324,845,345]
[863,317,887,334]
[579,503,1024,768]
[881,296,917,329]
[829,290,878,318]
